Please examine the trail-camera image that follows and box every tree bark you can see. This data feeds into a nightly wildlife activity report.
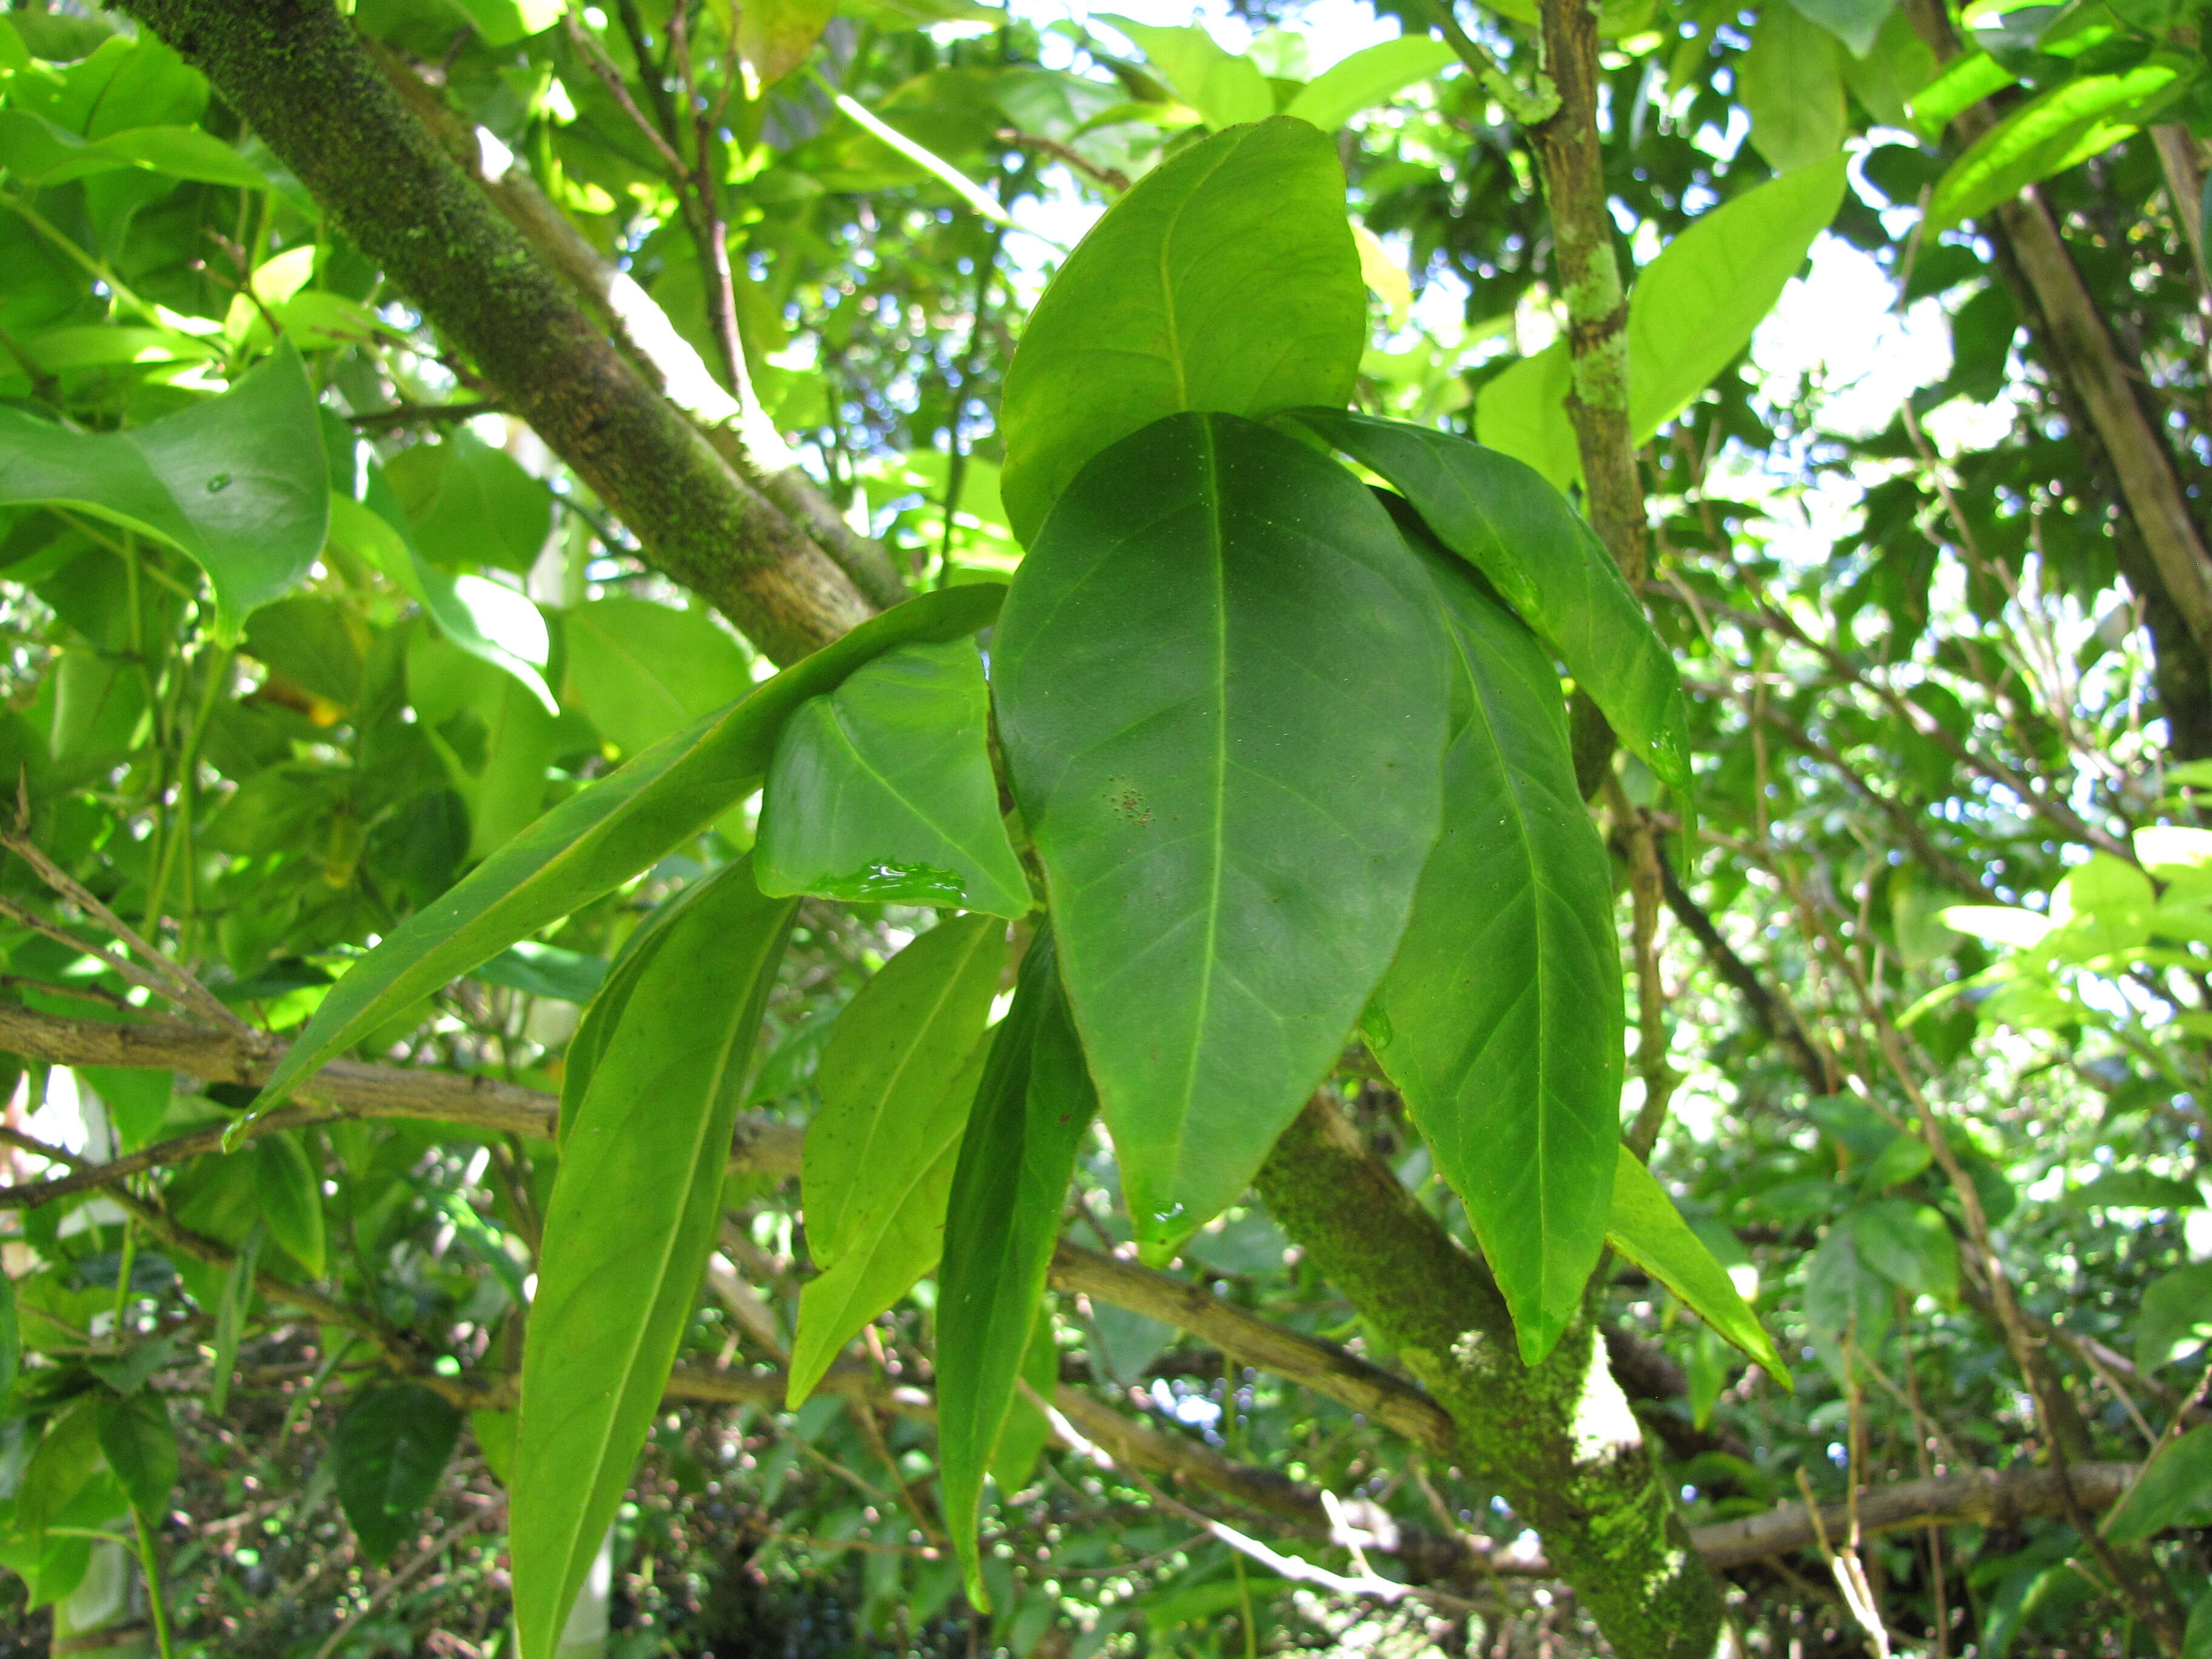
[121,0,872,664]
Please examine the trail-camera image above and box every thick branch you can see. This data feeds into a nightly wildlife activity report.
[122,0,870,663]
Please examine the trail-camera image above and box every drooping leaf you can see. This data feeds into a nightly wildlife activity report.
[997,118,1363,544]
[937,929,1098,1610]
[1282,37,1457,130]
[563,597,752,758]
[252,1132,326,1279]
[512,858,797,1659]
[1099,18,1275,129]
[989,1307,1061,1495]
[0,341,326,637]
[1607,1148,1789,1385]
[1925,57,2194,233]
[2103,1424,2212,1543]
[1738,6,1846,170]
[1290,408,1691,789]
[0,109,269,189]
[993,412,1448,1256]
[251,584,1003,1121]
[92,1389,178,1522]
[332,1384,464,1566]
[1369,534,1621,1364]
[757,640,1031,915]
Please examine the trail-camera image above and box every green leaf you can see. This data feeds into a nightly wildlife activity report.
[512,858,797,1659]
[248,584,1003,1122]
[2063,1170,2201,1210]
[0,342,326,637]
[252,1133,326,1279]
[997,118,1363,545]
[937,928,1099,1610]
[92,1390,177,1523]
[471,941,608,1005]
[1100,18,1275,128]
[786,914,1004,1401]
[1607,1149,1790,1384]
[452,0,566,47]
[1849,1198,1959,1304]
[2104,1425,2212,1543]
[1290,408,1691,789]
[1738,7,1847,171]
[1785,0,1898,56]
[332,1384,463,1566]
[757,639,1031,915]
[0,109,269,189]
[1471,341,1578,490]
[1368,532,1622,1364]
[1624,157,1849,444]
[206,1222,263,1416]
[16,1398,101,1550]
[737,0,834,89]
[988,1303,1060,1495]
[1282,37,1458,130]
[993,412,1448,1256]
[2135,1261,2212,1373]
[0,1270,18,1406]
[1926,58,2193,234]
[1907,50,2015,137]
[563,597,752,758]
[385,431,553,575]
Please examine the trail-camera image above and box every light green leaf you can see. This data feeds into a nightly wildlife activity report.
[1472,342,1577,490]
[1370,531,1622,1364]
[451,0,566,47]
[0,109,269,189]
[512,859,796,1659]
[1607,1148,1789,1384]
[1926,56,2194,233]
[1908,49,2015,136]
[739,0,834,89]
[757,639,1031,916]
[2103,1425,2212,1543]
[1625,157,1849,444]
[0,342,326,637]
[0,1271,17,1405]
[990,1309,1060,1495]
[249,584,1004,1122]
[1785,0,1898,55]
[333,1385,463,1566]
[253,1133,326,1279]
[16,1398,101,1551]
[1282,36,1457,129]
[997,118,1363,545]
[563,597,752,757]
[385,431,552,575]
[2062,1170,2201,1212]
[1101,18,1275,129]
[937,928,1099,1610]
[993,413,1448,1257]
[1291,408,1691,789]
[2135,1261,2212,1373]
[92,1390,177,1523]
[1738,7,1846,171]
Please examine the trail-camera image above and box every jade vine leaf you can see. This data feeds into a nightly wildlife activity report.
[994,411,1448,1257]
[997,117,1363,545]
[252,583,1004,1124]
[936,928,1097,1611]
[1291,408,1691,791]
[512,859,797,1659]
[1373,532,1622,1365]
[757,639,1031,916]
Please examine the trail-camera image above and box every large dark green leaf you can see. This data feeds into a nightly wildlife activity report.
[757,640,1031,915]
[0,342,325,637]
[787,913,1004,1401]
[252,1131,325,1279]
[512,858,797,1659]
[252,584,1004,1124]
[1370,537,1621,1363]
[936,929,1097,1610]
[92,1389,178,1523]
[1606,1148,1788,1384]
[332,1385,463,1566]
[994,412,1448,1256]
[997,118,1363,544]
[1291,408,1691,790]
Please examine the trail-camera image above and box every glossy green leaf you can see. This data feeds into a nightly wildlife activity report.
[1101,18,1275,128]
[0,342,326,637]
[997,118,1363,545]
[0,109,268,189]
[1472,341,1578,489]
[250,584,1003,1121]
[786,1036,989,1404]
[92,1390,178,1522]
[385,431,552,575]
[1926,57,2194,233]
[1607,1148,1790,1385]
[988,1307,1060,1495]
[252,1133,326,1279]
[564,597,752,757]
[1907,50,2014,138]
[757,640,1030,914]
[2103,1424,2212,1542]
[937,928,1098,1610]
[512,858,797,1659]
[1784,0,1897,57]
[332,1384,463,1566]
[1738,6,1846,170]
[1290,408,1691,789]
[1282,37,1457,129]
[994,412,1447,1255]
[1369,534,1621,1364]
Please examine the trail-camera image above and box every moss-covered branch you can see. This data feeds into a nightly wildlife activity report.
[120,0,870,663]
